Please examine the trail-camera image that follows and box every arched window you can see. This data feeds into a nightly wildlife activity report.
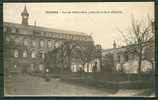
[32,40,36,47]
[40,40,44,48]
[24,39,29,46]
[23,50,27,58]
[30,64,34,71]
[14,65,17,68]
[39,64,44,71]
[40,51,45,59]
[15,37,20,45]
[47,40,52,48]
[51,40,55,48]
[124,54,128,62]
[14,49,19,58]
[117,54,120,63]
[11,27,17,33]
[55,41,59,48]
[31,51,36,58]
[6,36,10,42]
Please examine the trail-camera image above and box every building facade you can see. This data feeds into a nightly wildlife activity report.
[102,40,154,74]
[45,41,102,73]
[4,6,95,74]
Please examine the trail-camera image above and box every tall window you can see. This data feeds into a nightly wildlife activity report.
[47,40,52,48]
[14,49,19,58]
[52,40,55,48]
[15,37,21,45]
[55,42,59,48]
[124,54,128,62]
[14,65,17,68]
[23,50,27,58]
[117,54,120,63]
[6,36,10,42]
[11,27,17,33]
[40,51,45,59]
[31,51,36,58]
[40,40,44,48]
[24,39,29,46]
[30,64,34,71]
[39,64,44,71]
[32,40,36,47]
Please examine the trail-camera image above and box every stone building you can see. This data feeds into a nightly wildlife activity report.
[102,40,154,74]
[3,6,95,74]
[45,40,102,73]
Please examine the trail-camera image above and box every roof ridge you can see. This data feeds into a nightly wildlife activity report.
[4,21,89,36]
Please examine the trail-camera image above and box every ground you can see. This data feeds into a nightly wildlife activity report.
[4,73,154,96]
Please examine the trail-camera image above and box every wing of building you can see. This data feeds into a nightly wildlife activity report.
[4,6,95,74]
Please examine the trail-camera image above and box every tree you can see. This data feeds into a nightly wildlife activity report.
[118,16,154,73]
[78,43,96,71]
[102,53,114,73]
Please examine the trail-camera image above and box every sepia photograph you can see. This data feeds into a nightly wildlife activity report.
[3,2,155,96]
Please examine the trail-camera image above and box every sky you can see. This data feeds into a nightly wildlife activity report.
[3,2,154,49]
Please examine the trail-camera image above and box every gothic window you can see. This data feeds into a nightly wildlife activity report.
[31,51,36,58]
[14,49,19,58]
[23,50,27,58]
[40,40,44,48]
[47,40,52,48]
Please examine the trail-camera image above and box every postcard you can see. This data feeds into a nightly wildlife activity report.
[3,2,155,97]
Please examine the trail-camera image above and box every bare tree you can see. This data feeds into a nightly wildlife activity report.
[118,16,154,73]
[78,44,96,71]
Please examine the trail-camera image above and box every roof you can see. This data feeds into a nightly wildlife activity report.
[4,22,89,37]
[21,5,29,15]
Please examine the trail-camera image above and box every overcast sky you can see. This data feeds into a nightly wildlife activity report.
[3,2,154,49]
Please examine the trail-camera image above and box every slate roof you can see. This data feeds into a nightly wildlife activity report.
[4,22,89,37]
